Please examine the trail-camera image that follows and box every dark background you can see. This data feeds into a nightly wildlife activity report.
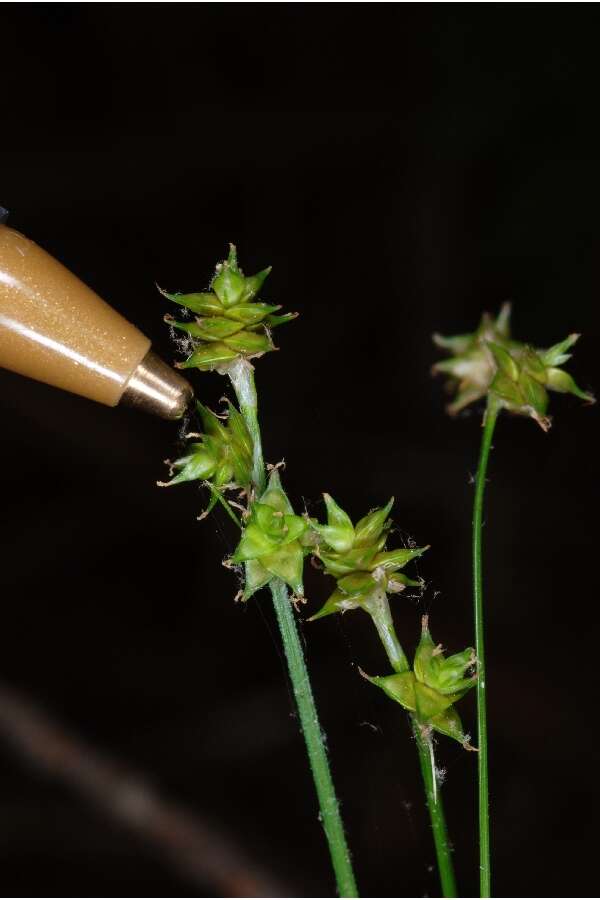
[1,3,599,897]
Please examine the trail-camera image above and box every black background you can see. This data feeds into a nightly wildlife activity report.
[1,3,599,897]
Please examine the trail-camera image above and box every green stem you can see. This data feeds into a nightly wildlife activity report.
[413,719,457,898]
[472,398,498,898]
[227,358,266,495]
[370,594,457,896]
[228,358,358,898]
[363,590,409,674]
[271,578,358,897]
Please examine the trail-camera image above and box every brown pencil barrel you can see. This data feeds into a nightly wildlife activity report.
[0,225,192,418]
[0,224,151,406]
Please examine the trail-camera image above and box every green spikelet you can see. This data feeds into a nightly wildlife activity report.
[433,304,594,427]
[307,495,428,621]
[161,245,297,372]
[158,400,252,500]
[229,470,309,601]
[366,616,477,749]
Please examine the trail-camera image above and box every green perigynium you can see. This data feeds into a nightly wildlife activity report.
[158,400,252,492]
[308,494,428,620]
[433,304,594,427]
[230,469,309,600]
[486,336,593,430]
[161,245,297,372]
[366,616,477,749]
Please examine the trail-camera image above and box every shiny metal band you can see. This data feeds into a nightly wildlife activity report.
[121,349,194,419]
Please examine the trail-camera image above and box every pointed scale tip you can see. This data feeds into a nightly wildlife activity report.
[307,605,333,623]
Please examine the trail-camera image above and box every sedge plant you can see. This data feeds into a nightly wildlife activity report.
[156,244,593,898]
[158,247,357,897]
[157,246,477,897]
[433,304,595,897]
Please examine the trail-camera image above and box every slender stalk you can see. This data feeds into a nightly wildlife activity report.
[204,482,242,528]
[271,577,358,896]
[228,358,266,495]
[472,398,498,898]
[228,358,359,898]
[363,589,409,674]
[370,596,457,897]
[413,719,457,898]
